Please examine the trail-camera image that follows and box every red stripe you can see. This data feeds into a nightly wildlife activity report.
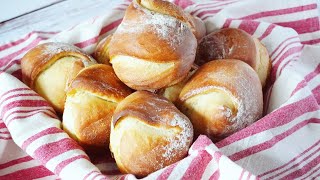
[4,108,55,124]
[2,59,21,72]
[301,165,320,180]
[278,55,299,76]
[0,156,33,169]
[238,21,260,35]
[0,165,54,179]
[156,163,178,180]
[270,46,303,83]
[246,172,252,180]
[197,9,221,18]
[0,32,34,51]
[0,122,7,128]
[7,111,57,126]
[281,150,320,179]
[1,100,51,117]
[258,24,276,40]
[312,85,320,104]
[54,155,89,175]
[192,135,213,151]
[0,93,39,107]
[33,138,83,164]
[302,38,320,45]
[84,170,100,180]
[22,127,64,150]
[182,151,213,179]
[291,64,320,96]
[216,95,319,148]
[0,88,30,100]
[275,17,319,34]
[239,169,245,180]
[191,1,234,15]
[11,69,22,80]
[0,38,41,67]
[229,118,320,161]
[259,139,320,177]
[266,145,320,179]
[0,136,12,140]
[270,36,299,57]
[74,19,122,49]
[0,131,10,134]
[272,41,301,62]
[222,18,233,28]
[240,4,317,20]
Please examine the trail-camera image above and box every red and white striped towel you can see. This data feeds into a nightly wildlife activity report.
[0,0,320,179]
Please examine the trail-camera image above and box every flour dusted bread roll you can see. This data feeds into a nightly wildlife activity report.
[63,64,132,147]
[21,42,96,114]
[93,34,112,65]
[178,60,263,141]
[108,0,197,90]
[110,91,193,177]
[195,28,271,87]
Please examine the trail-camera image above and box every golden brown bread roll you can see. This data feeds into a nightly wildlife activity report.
[178,60,263,141]
[195,28,271,87]
[158,64,198,103]
[93,34,112,65]
[108,0,197,90]
[110,91,193,177]
[62,64,132,148]
[21,42,96,114]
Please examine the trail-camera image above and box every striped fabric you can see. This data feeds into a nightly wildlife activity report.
[0,0,319,179]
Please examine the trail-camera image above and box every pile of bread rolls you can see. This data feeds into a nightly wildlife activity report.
[21,0,271,177]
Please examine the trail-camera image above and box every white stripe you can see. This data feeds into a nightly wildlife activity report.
[5,109,56,125]
[272,43,301,64]
[0,33,38,58]
[0,62,20,74]
[45,149,87,172]
[257,9,318,23]
[167,152,199,180]
[229,20,242,28]
[200,157,219,180]
[0,159,38,176]
[0,95,44,116]
[235,120,320,176]
[299,30,320,42]
[58,158,100,180]
[220,110,320,156]
[34,175,59,180]
[297,163,320,180]
[4,106,54,123]
[0,89,34,106]
[25,132,69,156]
[309,75,320,90]
[252,22,270,38]
[84,171,101,180]
[272,147,320,179]
[0,140,28,164]
[219,153,245,179]
[7,113,61,146]
[276,52,301,77]
[261,141,320,178]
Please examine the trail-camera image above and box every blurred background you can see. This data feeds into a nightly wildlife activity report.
[0,0,120,43]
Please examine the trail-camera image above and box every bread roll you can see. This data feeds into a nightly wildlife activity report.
[62,64,132,147]
[195,28,271,87]
[93,34,112,65]
[159,65,198,103]
[178,60,263,141]
[21,42,96,114]
[110,91,193,177]
[108,0,197,90]
[190,16,206,41]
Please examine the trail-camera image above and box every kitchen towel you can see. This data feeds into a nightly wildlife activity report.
[0,0,319,179]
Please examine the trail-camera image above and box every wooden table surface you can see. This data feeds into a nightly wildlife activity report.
[0,0,120,44]
[1,0,320,45]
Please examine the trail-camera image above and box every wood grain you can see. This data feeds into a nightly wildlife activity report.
[0,0,120,44]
